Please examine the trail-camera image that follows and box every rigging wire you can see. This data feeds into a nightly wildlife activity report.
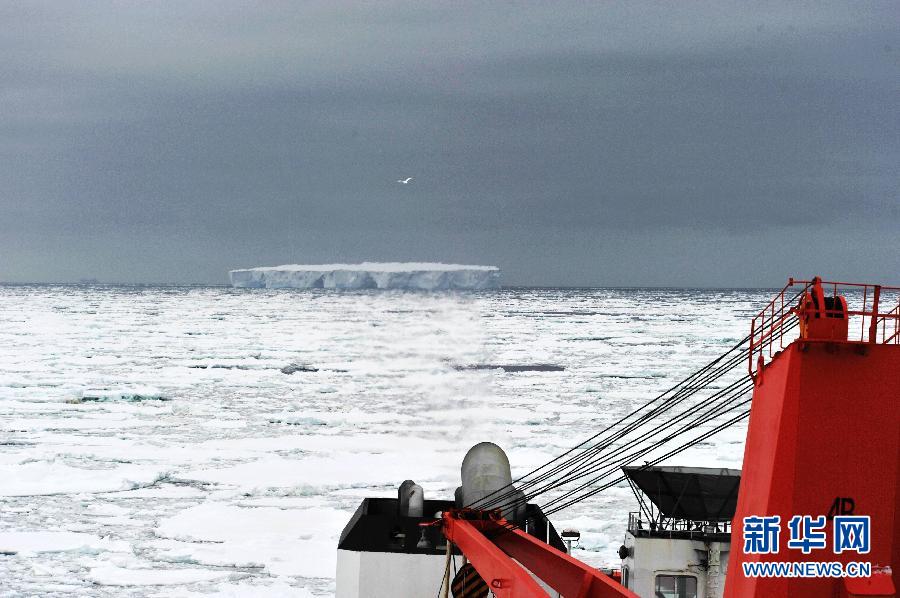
[468,336,750,510]
[543,408,752,516]
[528,317,799,515]
[474,338,750,511]
[535,383,753,511]
[493,376,755,515]
[470,290,802,515]
[477,404,753,538]
[478,347,753,510]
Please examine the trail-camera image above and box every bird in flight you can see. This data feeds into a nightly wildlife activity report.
[397,177,413,184]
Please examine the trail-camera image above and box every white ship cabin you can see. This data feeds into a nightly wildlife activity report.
[619,466,740,598]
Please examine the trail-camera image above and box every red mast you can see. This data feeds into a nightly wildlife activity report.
[727,277,899,597]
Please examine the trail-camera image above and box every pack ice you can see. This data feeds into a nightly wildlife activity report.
[229,262,501,290]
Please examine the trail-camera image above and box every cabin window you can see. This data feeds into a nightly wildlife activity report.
[654,574,697,598]
[622,566,629,588]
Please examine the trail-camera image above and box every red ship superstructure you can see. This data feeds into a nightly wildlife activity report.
[727,278,899,597]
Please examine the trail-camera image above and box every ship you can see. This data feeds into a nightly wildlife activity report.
[335,277,899,597]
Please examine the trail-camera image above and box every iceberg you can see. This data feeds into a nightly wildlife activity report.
[229,262,500,290]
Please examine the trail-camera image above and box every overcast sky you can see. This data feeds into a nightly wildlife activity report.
[1,1,897,286]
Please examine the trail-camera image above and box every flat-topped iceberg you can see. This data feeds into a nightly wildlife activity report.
[229,262,500,290]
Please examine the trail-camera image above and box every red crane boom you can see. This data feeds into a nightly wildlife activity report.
[442,509,638,597]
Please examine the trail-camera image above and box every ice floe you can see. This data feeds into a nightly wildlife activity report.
[0,531,129,555]
[154,503,347,577]
[87,564,235,586]
[0,460,164,496]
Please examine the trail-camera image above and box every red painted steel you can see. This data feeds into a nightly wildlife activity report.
[441,511,546,597]
[442,510,637,598]
[727,282,900,597]
[842,572,897,597]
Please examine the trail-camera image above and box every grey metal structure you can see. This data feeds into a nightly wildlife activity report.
[619,466,740,598]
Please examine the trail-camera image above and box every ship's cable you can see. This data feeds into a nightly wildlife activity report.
[467,289,802,518]
[475,306,800,514]
[492,375,755,515]
[468,334,750,510]
[543,408,752,516]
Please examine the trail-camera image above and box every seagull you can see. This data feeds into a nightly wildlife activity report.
[397,177,413,184]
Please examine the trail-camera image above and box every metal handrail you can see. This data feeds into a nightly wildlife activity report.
[626,512,731,540]
[749,277,900,377]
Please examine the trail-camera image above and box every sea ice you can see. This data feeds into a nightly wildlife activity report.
[182,452,447,492]
[0,460,164,496]
[87,565,235,586]
[159,580,317,597]
[0,531,129,555]
[229,262,500,290]
[0,284,767,595]
[154,503,347,577]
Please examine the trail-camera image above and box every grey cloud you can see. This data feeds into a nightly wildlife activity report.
[0,1,897,285]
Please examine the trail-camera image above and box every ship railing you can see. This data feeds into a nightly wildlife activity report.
[749,278,900,377]
[627,511,731,539]
[879,302,900,345]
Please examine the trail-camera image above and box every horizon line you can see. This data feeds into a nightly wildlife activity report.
[0,281,785,291]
